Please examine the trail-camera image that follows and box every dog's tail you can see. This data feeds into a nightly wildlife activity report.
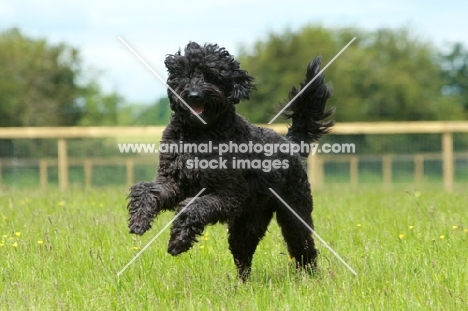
[282,57,334,155]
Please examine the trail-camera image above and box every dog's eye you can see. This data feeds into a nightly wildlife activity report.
[203,71,215,82]
[173,74,189,84]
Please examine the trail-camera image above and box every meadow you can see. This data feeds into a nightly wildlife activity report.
[0,186,467,310]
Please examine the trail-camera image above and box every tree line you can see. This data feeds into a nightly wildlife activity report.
[236,27,468,124]
[0,28,122,127]
[1,26,467,128]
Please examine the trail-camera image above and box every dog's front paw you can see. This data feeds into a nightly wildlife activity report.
[127,182,159,235]
[128,202,154,235]
[167,235,193,256]
[129,218,152,235]
[167,209,202,255]
[167,221,197,255]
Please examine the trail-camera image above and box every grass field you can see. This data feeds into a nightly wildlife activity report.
[0,186,467,310]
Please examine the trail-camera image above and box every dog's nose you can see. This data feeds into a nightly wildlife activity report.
[188,90,202,100]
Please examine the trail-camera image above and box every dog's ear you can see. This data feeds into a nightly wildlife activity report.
[164,50,186,74]
[164,53,177,74]
[228,70,255,104]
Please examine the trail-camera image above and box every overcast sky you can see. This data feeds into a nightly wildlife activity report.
[1,0,467,104]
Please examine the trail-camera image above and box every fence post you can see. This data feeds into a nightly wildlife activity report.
[442,132,454,191]
[84,159,92,189]
[382,155,392,186]
[349,156,358,187]
[58,139,69,191]
[126,158,134,187]
[307,155,323,190]
[414,154,424,184]
[39,159,48,190]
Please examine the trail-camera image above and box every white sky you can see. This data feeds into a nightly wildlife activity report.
[1,0,467,103]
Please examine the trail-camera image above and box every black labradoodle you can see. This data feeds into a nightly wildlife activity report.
[127,42,334,281]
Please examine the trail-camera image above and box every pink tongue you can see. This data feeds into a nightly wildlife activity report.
[191,103,204,115]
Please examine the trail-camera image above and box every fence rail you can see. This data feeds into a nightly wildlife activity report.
[1,121,468,191]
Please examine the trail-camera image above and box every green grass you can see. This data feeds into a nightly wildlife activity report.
[0,186,467,310]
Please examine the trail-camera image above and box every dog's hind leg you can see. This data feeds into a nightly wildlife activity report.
[275,198,318,272]
[227,209,274,281]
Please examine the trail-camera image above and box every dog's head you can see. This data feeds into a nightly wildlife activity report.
[165,42,254,127]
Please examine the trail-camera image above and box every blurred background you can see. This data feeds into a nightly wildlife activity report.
[0,0,467,189]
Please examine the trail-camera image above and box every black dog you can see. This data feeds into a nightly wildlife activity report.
[127,42,334,281]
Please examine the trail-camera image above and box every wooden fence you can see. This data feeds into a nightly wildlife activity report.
[1,121,468,191]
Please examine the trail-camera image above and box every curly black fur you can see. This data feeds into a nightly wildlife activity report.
[127,42,334,281]
[283,57,335,156]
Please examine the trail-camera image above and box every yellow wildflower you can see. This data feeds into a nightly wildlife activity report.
[132,246,139,250]
[414,191,421,197]
[37,240,44,245]
[440,235,445,240]
[398,234,404,240]
[12,242,18,248]
[409,226,414,230]
[58,201,65,207]
[15,232,21,237]
[452,226,458,230]
[357,224,361,227]
[200,245,205,249]
[0,243,4,247]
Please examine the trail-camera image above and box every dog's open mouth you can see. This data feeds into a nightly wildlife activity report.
[189,102,205,115]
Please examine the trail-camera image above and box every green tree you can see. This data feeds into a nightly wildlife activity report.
[77,81,123,126]
[0,28,123,127]
[0,28,83,126]
[440,42,468,113]
[236,26,344,123]
[114,98,172,126]
[237,26,462,123]
[129,97,172,126]
[0,28,125,159]
[347,28,463,122]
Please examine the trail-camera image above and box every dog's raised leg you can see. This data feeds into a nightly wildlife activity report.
[227,210,274,281]
[167,191,245,256]
[127,179,184,235]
